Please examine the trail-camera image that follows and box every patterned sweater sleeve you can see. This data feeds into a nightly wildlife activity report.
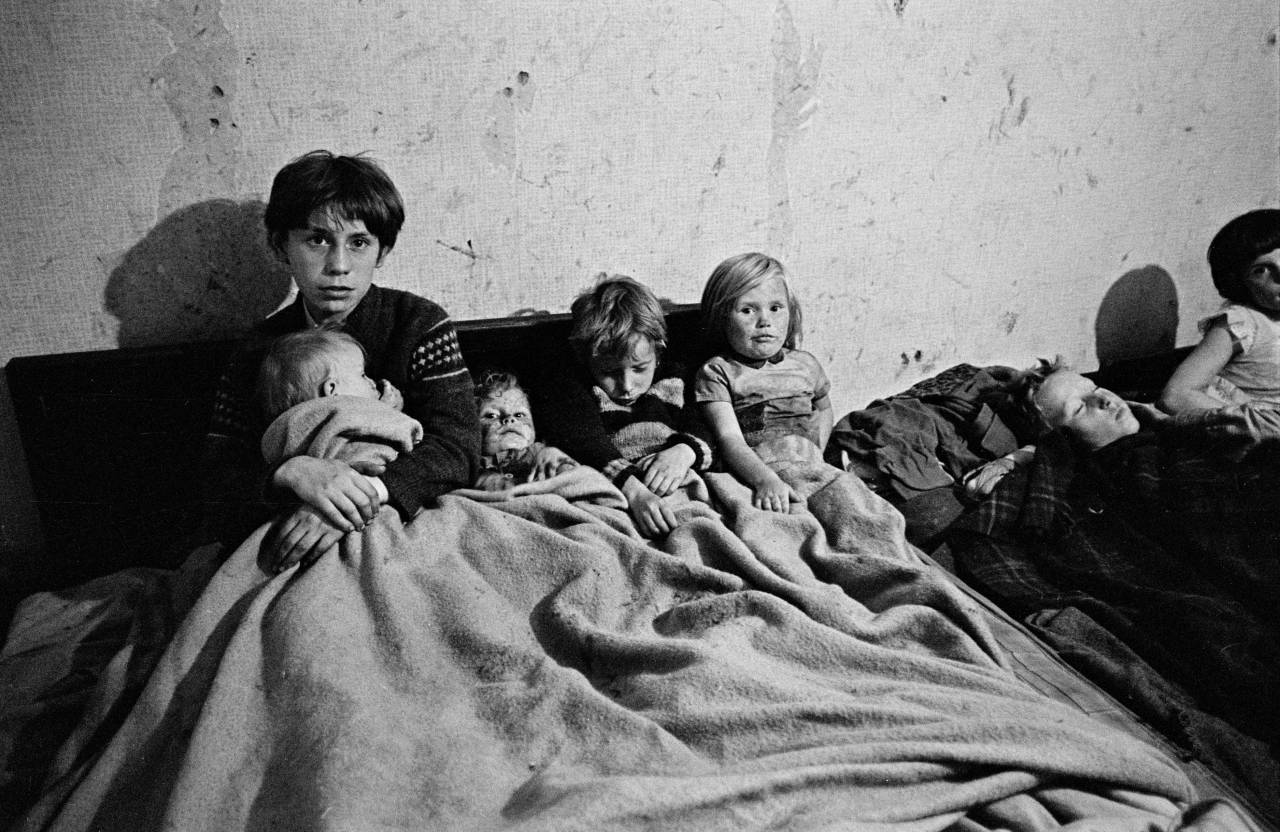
[384,315,481,517]
[198,341,275,546]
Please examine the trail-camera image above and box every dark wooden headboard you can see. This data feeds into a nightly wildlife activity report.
[6,304,703,594]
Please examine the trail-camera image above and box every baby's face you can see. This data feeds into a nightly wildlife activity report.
[478,388,536,457]
[325,343,379,400]
[587,336,657,406]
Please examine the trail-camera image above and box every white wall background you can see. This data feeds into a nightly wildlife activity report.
[1,0,1277,570]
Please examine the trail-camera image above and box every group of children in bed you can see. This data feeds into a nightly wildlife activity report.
[225,148,1280,566]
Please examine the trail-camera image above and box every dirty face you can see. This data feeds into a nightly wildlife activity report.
[725,276,790,362]
[478,387,536,457]
[1034,371,1140,451]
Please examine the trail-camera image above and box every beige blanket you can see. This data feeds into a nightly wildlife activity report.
[19,460,1217,832]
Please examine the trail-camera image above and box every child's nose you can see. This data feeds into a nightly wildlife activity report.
[326,247,350,273]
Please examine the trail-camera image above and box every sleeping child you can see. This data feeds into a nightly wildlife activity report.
[256,329,424,489]
[472,369,577,491]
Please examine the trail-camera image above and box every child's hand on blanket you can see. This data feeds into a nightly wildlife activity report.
[752,471,802,513]
[961,446,1035,499]
[636,444,695,497]
[475,471,516,492]
[264,503,347,573]
[529,444,578,480]
[620,476,679,537]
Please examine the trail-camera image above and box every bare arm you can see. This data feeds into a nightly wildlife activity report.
[701,400,799,512]
[814,394,834,451]
[1158,323,1235,414]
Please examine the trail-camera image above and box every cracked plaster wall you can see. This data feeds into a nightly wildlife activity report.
[0,0,1277,565]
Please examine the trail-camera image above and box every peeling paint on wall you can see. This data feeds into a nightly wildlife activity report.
[768,0,822,256]
[149,0,240,215]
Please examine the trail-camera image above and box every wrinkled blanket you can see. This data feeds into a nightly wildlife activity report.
[13,459,1218,832]
[260,395,424,469]
[948,430,1280,820]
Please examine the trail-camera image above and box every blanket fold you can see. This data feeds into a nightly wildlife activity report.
[260,395,425,470]
[16,454,1219,832]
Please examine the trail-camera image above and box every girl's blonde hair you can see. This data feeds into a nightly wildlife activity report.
[699,252,802,354]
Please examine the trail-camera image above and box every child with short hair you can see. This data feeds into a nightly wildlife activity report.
[1160,209,1280,413]
[695,252,833,512]
[203,150,479,569]
[472,369,576,490]
[529,274,713,537]
[255,329,424,481]
[256,328,401,420]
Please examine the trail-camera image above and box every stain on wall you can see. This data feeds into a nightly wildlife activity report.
[150,0,240,215]
[767,0,823,257]
[0,0,1276,565]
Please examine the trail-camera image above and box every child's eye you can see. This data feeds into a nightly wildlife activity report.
[350,236,374,250]
[306,233,329,246]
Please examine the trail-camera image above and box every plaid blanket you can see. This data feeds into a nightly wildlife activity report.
[948,427,1280,818]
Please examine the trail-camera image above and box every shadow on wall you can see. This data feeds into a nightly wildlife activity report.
[1094,265,1179,366]
[104,199,293,347]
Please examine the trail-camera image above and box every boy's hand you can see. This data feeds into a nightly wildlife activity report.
[752,472,801,513]
[1128,400,1170,429]
[637,444,695,497]
[961,458,1015,499]
[377,379,404,411]
[475,471,514,491]
[530,445,578,481]
[264,504,346,573]
[621,477,678,538]
[273,456,381,531]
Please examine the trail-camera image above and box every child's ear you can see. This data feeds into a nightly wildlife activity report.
[269,233,290,264]
[320,379,339,398]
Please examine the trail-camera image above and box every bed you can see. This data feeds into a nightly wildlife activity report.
[1,309,1273,831]
[826,352,1280,826]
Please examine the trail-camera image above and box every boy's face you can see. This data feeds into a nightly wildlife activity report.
[1034,371,1139,451]
[323,342,379,400]
[282,209,386,325]
[1243,247,1280,314]
[725,275,790,361]
[587,336,657,406]
[478,388,536,457]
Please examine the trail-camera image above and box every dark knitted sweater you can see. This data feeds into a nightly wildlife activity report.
[203,285,479,539]
[529,358,714,485]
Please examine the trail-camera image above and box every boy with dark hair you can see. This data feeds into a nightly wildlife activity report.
[203,150,479,569]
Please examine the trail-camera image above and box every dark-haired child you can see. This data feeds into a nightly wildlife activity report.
[203,150,479,569]
[1160,209,1280,413]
